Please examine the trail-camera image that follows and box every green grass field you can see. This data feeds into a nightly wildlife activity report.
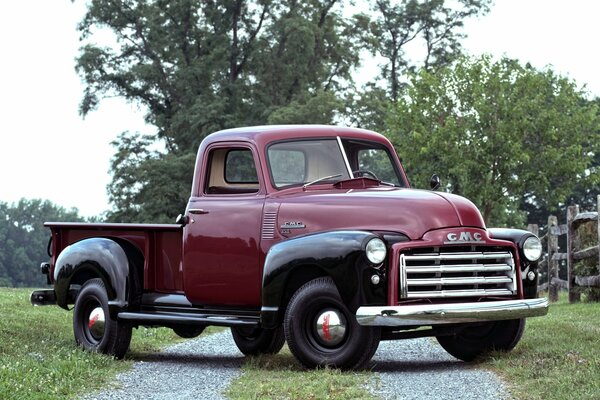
[0,287,181,400]
[482,295,600,400]
[2,287,598,400]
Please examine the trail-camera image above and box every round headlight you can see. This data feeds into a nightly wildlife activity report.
[366,238,387,265]
[523,236,542,262]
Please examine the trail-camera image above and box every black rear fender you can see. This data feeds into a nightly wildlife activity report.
[53,238,142,316]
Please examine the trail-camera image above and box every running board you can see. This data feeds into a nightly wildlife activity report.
[118,311,260,327]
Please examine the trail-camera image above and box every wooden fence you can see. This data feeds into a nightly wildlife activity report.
[532,195,600,303]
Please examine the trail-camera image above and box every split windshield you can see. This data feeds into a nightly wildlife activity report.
[267,138,404,189]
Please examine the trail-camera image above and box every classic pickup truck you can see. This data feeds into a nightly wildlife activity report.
[31,125,548,369]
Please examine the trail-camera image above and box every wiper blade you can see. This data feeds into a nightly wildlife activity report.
[303,174,342,189]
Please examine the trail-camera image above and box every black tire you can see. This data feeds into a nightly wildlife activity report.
[172,325,205,339]
[73,278,132,359]
[231,325,286,355]
[436,318,526,362]
[284,277,380,370]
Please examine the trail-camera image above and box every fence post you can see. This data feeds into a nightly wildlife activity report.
[548,215,559,302]
[598,195,600,274]
[527,224,539,236]
[567,205,581,303]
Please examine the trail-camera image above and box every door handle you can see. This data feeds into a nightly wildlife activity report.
[189,208,209,215]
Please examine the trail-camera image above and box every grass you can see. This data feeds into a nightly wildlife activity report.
[0,287,181,400]
[225,348,375,400]
[482,294,600,400]
[4,285,598,400]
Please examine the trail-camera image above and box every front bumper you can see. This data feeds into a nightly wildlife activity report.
[356,298,548,326]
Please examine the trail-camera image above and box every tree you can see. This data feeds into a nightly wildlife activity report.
[349,0,491,131]
[77,0,361,222]
[389,56,600,227]
[0,199,83,287]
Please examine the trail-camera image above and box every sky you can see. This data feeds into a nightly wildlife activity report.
[1,0,599,218]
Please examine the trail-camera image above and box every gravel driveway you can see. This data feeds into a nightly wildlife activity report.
[83,331,510,400]
[369,338,510,399]
[82,330,244,400]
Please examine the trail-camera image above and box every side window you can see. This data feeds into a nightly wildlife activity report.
[225,150,259,183]
[205,148,260,195]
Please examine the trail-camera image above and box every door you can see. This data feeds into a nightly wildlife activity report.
[183,144,265,306]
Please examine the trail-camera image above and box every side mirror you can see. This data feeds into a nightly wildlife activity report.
[430,174,440,191]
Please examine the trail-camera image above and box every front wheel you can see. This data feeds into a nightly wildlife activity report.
[436,318,525,361]
[231,325,285,355]
[73,278,132,359]
[284,277,380,370]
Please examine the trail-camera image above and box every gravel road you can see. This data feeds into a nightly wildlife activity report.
[83,331,510,400]
[369,338,510,400]
[82,330,243,400]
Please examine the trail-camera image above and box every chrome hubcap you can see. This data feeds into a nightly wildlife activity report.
[88,307,105,340]
[315,309,347,346]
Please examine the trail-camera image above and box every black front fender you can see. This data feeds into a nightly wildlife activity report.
[261,230,382,328]
[488,228,540,298]
[54,238,131,313]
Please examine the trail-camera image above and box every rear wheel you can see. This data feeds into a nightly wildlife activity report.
[231,325,285,355]
[284,277,380,370]
[73,278,132,359]
[436,318,525,361]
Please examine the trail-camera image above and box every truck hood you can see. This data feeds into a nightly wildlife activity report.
[274,187,485,240]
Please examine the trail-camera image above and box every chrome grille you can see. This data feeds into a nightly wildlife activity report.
[399,248,517,299]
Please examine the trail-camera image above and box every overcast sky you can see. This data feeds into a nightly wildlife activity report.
[1,0,599,218]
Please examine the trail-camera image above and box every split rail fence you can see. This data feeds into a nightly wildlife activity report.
[530,195,600,303]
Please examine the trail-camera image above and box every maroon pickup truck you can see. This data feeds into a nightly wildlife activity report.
[31,125,548,369]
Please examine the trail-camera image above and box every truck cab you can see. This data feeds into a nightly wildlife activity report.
[31,125,548,369]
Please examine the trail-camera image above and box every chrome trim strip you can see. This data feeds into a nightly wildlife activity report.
[399,253,408,299]
[356,298,549,326]
[336,136,354,178]
[406,288,514,298]
[405,264,512,273]
[407,276,514,286]
[403,251,512,261]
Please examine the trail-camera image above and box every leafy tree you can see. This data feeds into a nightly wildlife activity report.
[0,199,83,287]
[76,1,490,221]
[349,0,491,130]
[389,56,600,227]
[77,0,361,222]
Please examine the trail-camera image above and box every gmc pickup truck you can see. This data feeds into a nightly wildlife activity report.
[31,125,548,369]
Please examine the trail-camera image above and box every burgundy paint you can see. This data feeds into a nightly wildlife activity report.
[45,126,513,308]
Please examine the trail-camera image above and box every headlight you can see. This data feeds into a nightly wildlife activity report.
[366,238,386,265]
[523,236,542,262]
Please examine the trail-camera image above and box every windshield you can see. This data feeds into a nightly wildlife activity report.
[267,138,405,189]
[267,139,351,188]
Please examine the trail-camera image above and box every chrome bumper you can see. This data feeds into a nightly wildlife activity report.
[356,298,549,327]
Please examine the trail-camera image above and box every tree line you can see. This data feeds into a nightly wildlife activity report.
[0,200,83,287]
[2,0,599,287]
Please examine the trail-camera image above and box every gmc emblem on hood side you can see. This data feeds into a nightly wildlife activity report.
[445,232,485,244]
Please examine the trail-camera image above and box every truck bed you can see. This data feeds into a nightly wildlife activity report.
[46,222,183,293]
